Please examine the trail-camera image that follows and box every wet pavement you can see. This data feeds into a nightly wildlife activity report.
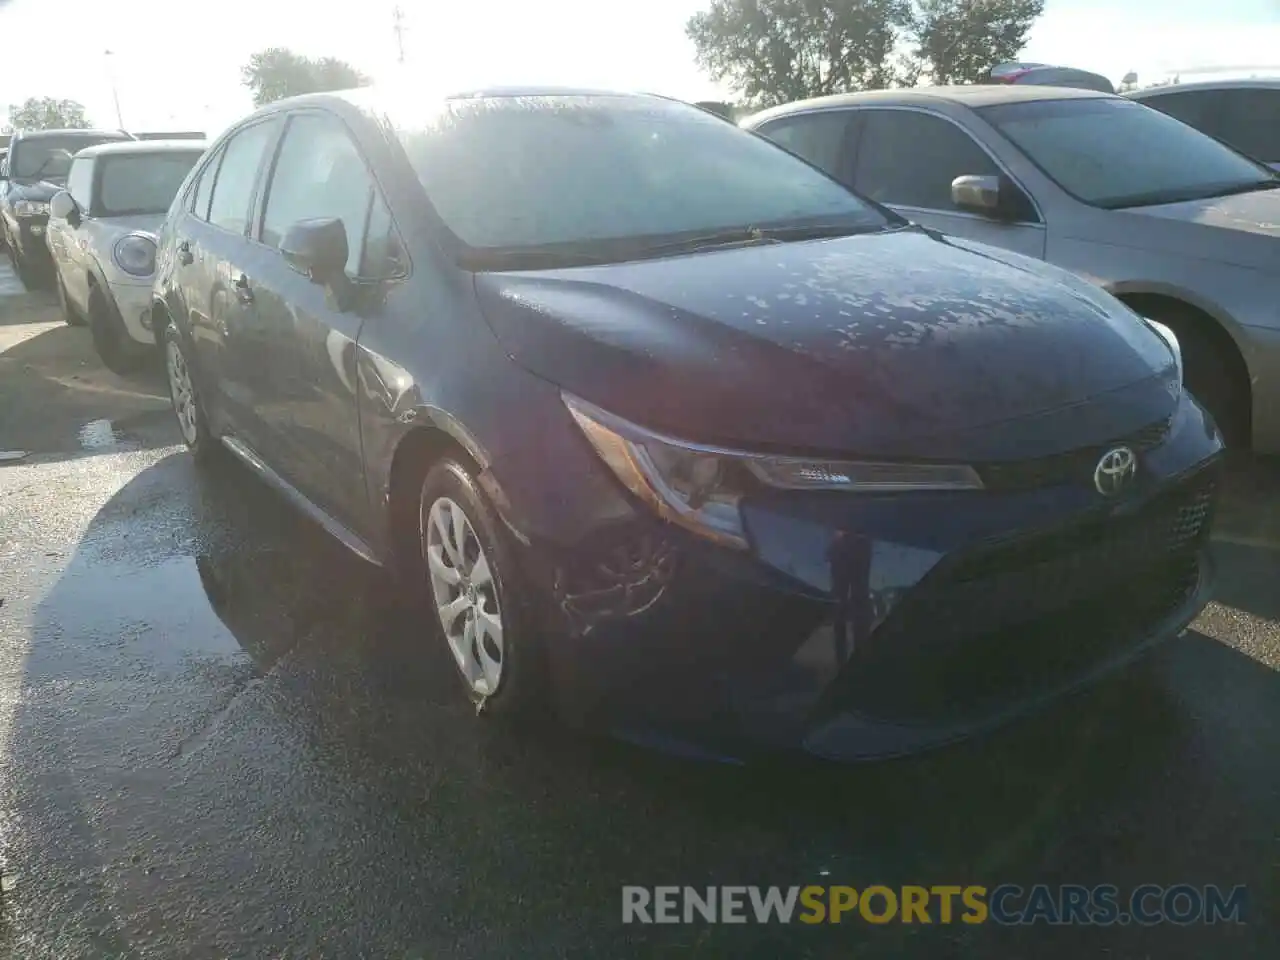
[1,274,1278,958]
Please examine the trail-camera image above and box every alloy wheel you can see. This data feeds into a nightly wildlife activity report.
[425,496,505,696]
[165,338,199,446]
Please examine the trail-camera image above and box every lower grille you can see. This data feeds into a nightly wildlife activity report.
[831,465,1218,726]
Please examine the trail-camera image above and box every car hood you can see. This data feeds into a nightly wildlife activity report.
[98,213,165,237]
[474,229,1178,459]
[6,179,61,202]
[1119,186,1280,271]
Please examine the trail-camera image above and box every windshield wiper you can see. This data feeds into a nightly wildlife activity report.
[629,221,881,260]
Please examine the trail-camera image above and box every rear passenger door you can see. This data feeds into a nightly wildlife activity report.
[177,118,282,452]
[848,108,1046,258]
[248,109,406,533]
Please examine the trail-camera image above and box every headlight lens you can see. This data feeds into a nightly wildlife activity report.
[14,200,49,217]
[1144,318,1183,393]
[113,234,157,278]
[563,394,983,550]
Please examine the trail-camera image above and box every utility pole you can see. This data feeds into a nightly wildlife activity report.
[392,6,406,65]
[104,49,125,129]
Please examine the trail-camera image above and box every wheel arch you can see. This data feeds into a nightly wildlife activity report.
[1109,284,1253,443]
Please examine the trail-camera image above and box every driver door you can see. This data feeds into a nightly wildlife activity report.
[848,108,1047,259]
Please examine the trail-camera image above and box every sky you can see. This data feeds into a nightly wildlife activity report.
[1,0,1279,135]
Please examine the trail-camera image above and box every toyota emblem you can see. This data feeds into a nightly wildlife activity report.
[1094,446,1137,496]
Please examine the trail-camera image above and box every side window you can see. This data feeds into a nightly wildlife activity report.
[207,121,277,235]
[190,146,222,221]
[260,112,373,275]
[66,157,93,209]
[853,110,1001,211]
[1219,90,1280,161]
[755,112,852,178]
[360,191,407,278]
[1142,90,1225,138]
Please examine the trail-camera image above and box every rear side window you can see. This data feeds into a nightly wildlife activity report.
[1140,90,1225,137]
[1220,89,1280,161]
[755,112,852,178]
[259,112,373,275]
[207,121,277,235]
[853,110,1000,210]
[190,147,222,220]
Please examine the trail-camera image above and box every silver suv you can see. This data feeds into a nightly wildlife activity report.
[744,85,1280,451]
[45,139,206,373]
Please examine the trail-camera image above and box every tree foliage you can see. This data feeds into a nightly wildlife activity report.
[688,0,913,108]
[687,0,1045,105]
[7,97,90,131]
[910,0,1045,84]
[241,48,371,107]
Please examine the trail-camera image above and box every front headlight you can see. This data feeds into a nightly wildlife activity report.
[113,234,157,278]
[1143,318,1183,393]
[563,394,983,550]
[14,200,49,217]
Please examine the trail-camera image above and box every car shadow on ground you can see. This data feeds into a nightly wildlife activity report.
[9,451,1276,957]
[0,321,170,460]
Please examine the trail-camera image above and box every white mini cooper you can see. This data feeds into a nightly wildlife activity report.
[46,139,206,374]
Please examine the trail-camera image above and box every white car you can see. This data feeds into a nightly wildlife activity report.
[46,139,206,373]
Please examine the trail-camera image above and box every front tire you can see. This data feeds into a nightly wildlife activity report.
[9,244,39,292]
[57,274,86,327]
[1149,306,1249,447]
[89,287,142,375]
[162,323,218,462]
[420,458,541,716]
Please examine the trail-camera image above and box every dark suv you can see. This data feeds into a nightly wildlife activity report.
[153,87,1221,760]
[0,128,133,288]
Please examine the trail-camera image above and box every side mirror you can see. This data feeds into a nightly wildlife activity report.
[50,190,80,226]
[280,217,348,284]
[951,174,1034,222]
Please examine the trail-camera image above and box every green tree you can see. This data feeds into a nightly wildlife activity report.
[7,97,90,131]
[241,48,370,107]
[687,0,913,108]
[909,0,1045,85]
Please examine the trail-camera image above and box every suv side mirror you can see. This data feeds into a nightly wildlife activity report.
[281,217,348,284]
[951,174,1034,223]
[50,190,80,226]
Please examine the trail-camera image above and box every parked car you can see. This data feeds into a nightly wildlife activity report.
[45,140,206,373]
[744,85,1280,451]
[986,62,1116,94]
[0,128,134,289]
[1130,79,1280,169]
[153,86,1221,760]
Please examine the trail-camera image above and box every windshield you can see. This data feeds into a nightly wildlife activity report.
[10,134,128,181]
[978,97,1278,209]
[394,95,890,262]
[97,152,203,216]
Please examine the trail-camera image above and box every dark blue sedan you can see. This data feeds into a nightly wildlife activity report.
[151,86,1223,761]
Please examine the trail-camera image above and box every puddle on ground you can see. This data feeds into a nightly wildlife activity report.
[78,419,128,451]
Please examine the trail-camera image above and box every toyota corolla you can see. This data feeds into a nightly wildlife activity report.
[152,87,1223,761]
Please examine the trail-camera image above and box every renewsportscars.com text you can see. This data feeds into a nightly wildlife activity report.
[622,884,1248,926]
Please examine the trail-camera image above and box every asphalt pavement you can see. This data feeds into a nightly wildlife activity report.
[1,262,1277,958]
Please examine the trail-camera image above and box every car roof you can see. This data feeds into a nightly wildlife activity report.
[743,84,1114,125]
[1130,77,1280,97]
[76,139,208,158]
[10,128,132,141]
[240,84,671,127]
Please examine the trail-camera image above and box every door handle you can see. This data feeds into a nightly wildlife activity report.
[234,273,254,304]
[177,240,193,266]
